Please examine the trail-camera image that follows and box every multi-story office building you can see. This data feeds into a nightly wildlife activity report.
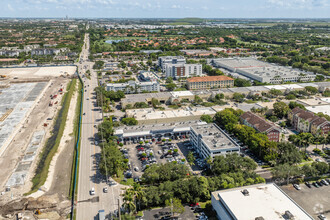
[190,123,240,159]
[106,80,160,94]
[158,56,186,70]
[187,76,234,90]
[165,63,202,79]
[240,111,281,142]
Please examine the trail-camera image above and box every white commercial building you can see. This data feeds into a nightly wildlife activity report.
[211,183,313,220]
[213,58,316,84]
[106,80,160,94]
[164,63,202,79]
[190,123,240,159]
[158,56,186,70]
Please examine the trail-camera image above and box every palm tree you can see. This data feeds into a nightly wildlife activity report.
[122,189,136,214]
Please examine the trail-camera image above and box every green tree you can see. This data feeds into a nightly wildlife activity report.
[166,77,173,84]
[165,198,185,216]
[232,93,245,103]
[166,83,177,91]
[273,102,290,118]
[151,98,160,108]
[272,163,300,184]
[234,78,251,87]
[122,117,138,126]
[187,151,195,166]
[200,114,213,123]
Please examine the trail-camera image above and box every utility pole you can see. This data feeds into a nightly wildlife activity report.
[118,198,121,220]
[171,198,173,217]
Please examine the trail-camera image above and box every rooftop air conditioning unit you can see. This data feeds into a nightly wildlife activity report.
[241,189,249,196]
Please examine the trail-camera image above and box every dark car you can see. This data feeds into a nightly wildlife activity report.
[317,181,324,186]
[313,182,320,188]
[305,182,312,188]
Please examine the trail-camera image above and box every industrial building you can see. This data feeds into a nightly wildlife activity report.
[213,58,316,84]
[187,75,234,90]
[158,56,185,70]
[190,123,240,159]
[106,80,160,94]
[164,63,202,79]
[211,183,313,220]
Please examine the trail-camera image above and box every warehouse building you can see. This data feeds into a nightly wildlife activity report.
[187,76,234,90]
[211,183,313,220]
[213,58,316,84]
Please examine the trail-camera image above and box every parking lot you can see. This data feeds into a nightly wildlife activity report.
[281,180,330,219]
[121,135,190,182]
[143,205,208,220]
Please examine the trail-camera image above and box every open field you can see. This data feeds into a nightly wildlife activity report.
[0,66,76,78]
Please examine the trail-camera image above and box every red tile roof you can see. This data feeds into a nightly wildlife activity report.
[187,76,234,83]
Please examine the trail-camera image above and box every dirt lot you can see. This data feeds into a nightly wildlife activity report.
[0,76,79,218]
[281,183,330,219]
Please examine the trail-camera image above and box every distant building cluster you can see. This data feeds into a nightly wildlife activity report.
[212,57,316,84]
[288,107,330,135]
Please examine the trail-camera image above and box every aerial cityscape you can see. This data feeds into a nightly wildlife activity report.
[0,1,329,220]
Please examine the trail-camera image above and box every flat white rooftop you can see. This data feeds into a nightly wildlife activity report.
[264,85,287,90]
[213,183,313,220]
[170,91,194,97]
[281,84,304,89]
[306,105,330,116]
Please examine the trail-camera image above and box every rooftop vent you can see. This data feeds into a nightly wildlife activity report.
[255,217,265,220]
[241,189,249,196]
[284,211,294,220]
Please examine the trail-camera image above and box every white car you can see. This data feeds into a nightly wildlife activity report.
[90,187,95,195]
[293,184,301,190]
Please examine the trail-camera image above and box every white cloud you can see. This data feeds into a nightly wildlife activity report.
[171,4,181,9]
[7,3,14,11]
[267,0,329,8]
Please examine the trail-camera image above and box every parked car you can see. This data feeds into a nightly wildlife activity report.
[305,182,312,188]
[313,182,320,188]
[318,214,327,220]
[293,184,301,190]
[321,179,329,186]
[317,181,324,186]
[103,187,108,193]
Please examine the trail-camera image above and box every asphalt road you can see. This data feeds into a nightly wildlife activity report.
[76,33,124,220]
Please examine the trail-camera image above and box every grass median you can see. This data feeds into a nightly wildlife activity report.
[69,77,83,199]
[26,78,77,195]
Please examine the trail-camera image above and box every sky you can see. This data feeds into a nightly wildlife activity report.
[1,0,330,18]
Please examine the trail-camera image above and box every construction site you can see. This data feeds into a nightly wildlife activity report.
[0,66,79,219]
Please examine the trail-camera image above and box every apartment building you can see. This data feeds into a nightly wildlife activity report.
[288,107,330,135]
[165,63,202,79]
[190,123,240,159]
[158,56,185,70]
[31,48,61,56]
[187,76,234,90]
[106,80,160,94]
[240,111,281,142]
